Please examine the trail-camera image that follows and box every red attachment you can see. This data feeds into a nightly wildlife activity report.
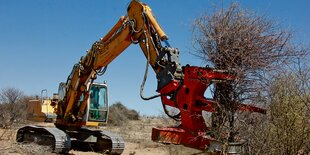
[154,66,265,150]
[152,127,211,150]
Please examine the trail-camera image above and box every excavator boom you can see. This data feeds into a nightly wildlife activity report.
[55,1,181,128]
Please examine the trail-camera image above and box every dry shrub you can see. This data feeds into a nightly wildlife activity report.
[238,68,310,155]
[192,2,307,143]
[108,102,139,126]
[0,87,30,128]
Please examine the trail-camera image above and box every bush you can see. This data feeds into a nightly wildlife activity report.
[237,71,310,154]
[108,102,139,126]
[0,87,30,128]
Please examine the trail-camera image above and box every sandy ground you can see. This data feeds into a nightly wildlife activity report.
[0,118,202,155]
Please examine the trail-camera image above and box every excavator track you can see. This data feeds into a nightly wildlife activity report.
[68,128,124,154]
[100,130,125,154]
[16,125,124,154]
[16,125,71,153]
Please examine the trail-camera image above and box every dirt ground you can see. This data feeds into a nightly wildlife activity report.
[0,117,202,155]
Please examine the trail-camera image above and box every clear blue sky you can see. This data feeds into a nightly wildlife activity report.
[0,0,309,115]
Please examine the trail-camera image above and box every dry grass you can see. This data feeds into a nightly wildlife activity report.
[0,117,202,155]
[0,100,204,155]
[0,127,55,155]
[107,117,201,155]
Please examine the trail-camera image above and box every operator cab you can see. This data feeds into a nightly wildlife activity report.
[85,83,109,125]
[58,82,109,126]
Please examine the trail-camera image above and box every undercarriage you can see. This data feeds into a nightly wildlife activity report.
[16,125,124,154]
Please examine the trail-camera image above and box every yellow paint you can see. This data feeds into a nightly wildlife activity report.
[27,99,56,122]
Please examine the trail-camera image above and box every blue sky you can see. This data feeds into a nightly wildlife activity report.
[0,0,309,115]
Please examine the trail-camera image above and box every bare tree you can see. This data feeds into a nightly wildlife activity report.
[0,87,23,104]
[192,3,306,143]
[0,87,27,128]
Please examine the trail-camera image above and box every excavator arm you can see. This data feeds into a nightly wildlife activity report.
[55,0,266,151]
[56,0,182,128]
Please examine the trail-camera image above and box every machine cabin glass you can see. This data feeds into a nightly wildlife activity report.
[88,84,108,122]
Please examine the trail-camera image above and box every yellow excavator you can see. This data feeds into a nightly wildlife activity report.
[17,0,265,154]
[27,89,56,122]
[17,1,170,154]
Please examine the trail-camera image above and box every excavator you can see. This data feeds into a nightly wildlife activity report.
[16,0,265,154]
[26,89,57,122]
